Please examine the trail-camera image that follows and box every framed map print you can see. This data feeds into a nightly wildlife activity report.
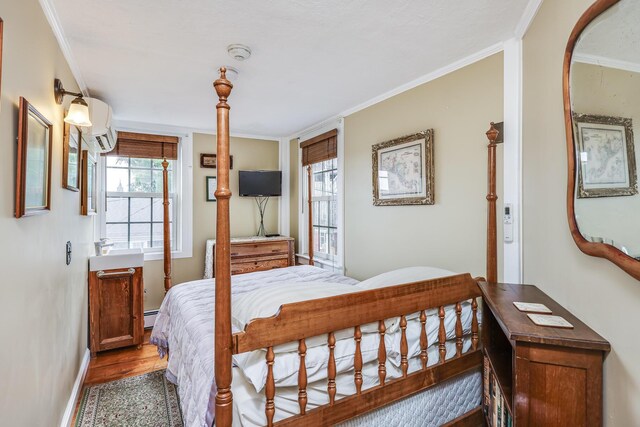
[574,114,637,198]
[372,129,434,206]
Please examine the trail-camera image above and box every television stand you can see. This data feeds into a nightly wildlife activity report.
[254,196,270,237]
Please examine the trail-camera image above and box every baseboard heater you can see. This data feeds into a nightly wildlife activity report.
[144,310,159,329]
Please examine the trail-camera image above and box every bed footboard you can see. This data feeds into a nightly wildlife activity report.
[232,273,482,426]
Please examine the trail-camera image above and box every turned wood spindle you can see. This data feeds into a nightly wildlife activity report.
[213,66,234,427]
[419,310,428,370]
[298,339,307,415]
[485,122,502,283]
[162,158,172,293]
[307,166,314,266]
[377,320,387,386]
[354,326,363,394]
[327,332,337,405]
[455,302,463,357]
[400,315,408,377]
[438,306,447,364]
[471,298,479,351]
[265,346,276,426]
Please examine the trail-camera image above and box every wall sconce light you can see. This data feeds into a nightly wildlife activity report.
[54,78,92,127]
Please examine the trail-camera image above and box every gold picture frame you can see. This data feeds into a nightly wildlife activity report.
[573,114,637,198]
[372,130,434,206]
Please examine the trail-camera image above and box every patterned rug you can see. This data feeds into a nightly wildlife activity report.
[75,370,183,427]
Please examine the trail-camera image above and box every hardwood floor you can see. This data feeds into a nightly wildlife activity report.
[72,330,167,424]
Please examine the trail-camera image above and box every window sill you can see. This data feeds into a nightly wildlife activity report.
[296,253,343,272]
[143,249,192,262]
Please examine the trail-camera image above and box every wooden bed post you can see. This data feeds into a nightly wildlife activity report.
[162,158,172,293]
[307,165,314,266]
[214,67,234,427]
[485,122,501,283]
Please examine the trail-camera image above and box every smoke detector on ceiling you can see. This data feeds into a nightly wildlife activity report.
[227,44,252,61]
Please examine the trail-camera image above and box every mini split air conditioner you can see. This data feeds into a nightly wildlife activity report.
[86,97,116,153]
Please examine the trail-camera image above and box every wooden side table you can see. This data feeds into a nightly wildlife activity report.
[479,282,610,426]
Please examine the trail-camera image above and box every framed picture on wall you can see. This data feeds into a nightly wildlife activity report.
[200,153,233,169]
[81,150,97,215]
[15,97,53,218]
[62,120,81,192]
[573,113,637,198]
[372,129,434,206]
[206,176,217,201]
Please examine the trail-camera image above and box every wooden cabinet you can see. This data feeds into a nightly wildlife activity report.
[479,282,610,426]
[89,267,144,356]
[212,237,295,277]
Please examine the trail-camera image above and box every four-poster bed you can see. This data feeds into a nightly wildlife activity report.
[152,68,503,426]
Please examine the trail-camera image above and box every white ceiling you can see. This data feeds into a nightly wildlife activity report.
[574,0,640,68]
[49,0,530,137]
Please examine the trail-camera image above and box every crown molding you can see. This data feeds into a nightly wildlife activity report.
[38,0,89,95]
[514,0,543,39]
[113,119,278,141]
[339,42,504,119]
[572,53,640,74]
[290,41,504,138]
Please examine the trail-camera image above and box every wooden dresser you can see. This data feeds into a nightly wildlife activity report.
[210,236,295,277]
[479,282,610,426]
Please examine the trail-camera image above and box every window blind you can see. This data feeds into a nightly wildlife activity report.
[106,131,180,160]
[300,129,337,166]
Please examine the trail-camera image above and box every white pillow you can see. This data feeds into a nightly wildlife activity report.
[232,281,388,393]
[356,266,458,291]
[232,281,362,353]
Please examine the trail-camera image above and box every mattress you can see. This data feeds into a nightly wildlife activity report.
[151,266,359,427]
[151,265,479,426]
[231,338,480,427]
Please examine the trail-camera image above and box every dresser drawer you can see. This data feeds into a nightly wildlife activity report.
[230,241,289,259]
[231,257,289,275]
[211,237,295,278]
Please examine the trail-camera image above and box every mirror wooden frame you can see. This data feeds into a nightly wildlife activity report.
[563,0,640,280]
[15,97,53,218]
[62,120,81,192]
[80,149,97,216]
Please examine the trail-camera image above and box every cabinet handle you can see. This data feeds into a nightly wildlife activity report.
[97,268,136,278]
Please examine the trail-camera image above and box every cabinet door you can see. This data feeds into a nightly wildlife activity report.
[514,343,604,427]
[89,268,143,352]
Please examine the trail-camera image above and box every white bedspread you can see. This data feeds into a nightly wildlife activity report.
[150,266,358,427]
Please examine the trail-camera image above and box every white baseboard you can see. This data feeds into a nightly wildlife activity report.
[60,348,90,427]
[144,310,159,329]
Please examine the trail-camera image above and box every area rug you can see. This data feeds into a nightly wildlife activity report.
[75,370,183,427]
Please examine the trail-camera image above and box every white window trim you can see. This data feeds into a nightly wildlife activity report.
[97,129,193,262]
[297,117,345,273]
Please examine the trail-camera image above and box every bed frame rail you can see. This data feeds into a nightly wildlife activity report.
[234,273,480,353]
[232,273,481,426]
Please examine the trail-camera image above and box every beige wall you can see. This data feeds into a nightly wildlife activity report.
[523,1,640,424]
[289,138,300,250]
[343,53,504,280]
[143,133,279,309]
[572,63,640,255]
[0,0,93,425]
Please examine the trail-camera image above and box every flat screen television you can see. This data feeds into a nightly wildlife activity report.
[239,170,282,197]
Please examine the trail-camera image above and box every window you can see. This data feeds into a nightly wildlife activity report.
[311,158,338,260]
[299,126,343,270]
[104,156,177,251]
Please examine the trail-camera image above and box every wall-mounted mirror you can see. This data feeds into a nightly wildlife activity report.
[564,0,640,280]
